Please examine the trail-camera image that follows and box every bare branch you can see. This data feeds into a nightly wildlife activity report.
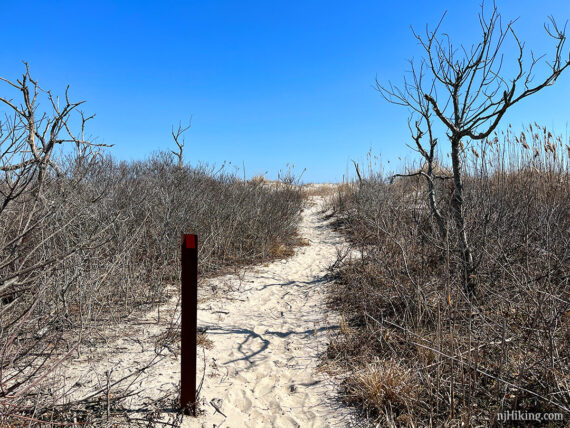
[170,116,192,168]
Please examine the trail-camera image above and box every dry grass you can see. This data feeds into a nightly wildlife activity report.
[302,183,346,198]
[326,125,569,426]
[344,360,420,421]
[269,242,296,258]
[250,174,267,184]
[196,331,214,350]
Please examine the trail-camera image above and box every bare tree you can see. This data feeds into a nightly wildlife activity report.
[0,64,106,295]
[378,3,570,297]
[0,64,109,418]
[170,117,192,168]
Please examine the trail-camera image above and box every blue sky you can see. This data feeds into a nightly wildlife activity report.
[1,1,569,182]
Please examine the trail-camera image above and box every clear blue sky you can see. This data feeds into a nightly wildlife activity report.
[1,1,569,182]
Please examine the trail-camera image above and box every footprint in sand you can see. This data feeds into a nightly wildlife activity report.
[226,388,253,412]
[253,376,275,396]
[272,415,301,428]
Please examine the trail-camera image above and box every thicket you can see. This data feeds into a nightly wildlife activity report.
[0,67,303,424]
[327,127,569,426]
[327,4,569,425]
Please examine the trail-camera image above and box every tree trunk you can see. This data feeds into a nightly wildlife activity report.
[450,136,475,297]
[426,163,447,240]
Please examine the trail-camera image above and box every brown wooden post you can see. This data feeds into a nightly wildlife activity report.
[180,233,198,415]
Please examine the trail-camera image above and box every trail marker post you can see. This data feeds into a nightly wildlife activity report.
[180,234,198,415]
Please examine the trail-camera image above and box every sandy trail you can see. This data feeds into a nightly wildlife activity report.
[187,196,355,427]
[58,195,356,427]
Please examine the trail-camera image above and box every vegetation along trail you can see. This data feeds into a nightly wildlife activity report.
[56,191,357,427]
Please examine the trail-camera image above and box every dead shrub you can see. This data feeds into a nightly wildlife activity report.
[327,125,569,426]
[0,67,304,425]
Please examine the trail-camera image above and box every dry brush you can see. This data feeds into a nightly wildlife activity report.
[327,127,569,426]
[0,67,304,425]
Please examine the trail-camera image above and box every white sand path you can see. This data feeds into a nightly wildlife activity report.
[185,195,356,427]
[56,195,357,427]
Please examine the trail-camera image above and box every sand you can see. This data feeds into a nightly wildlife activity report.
[55,194,357,427]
